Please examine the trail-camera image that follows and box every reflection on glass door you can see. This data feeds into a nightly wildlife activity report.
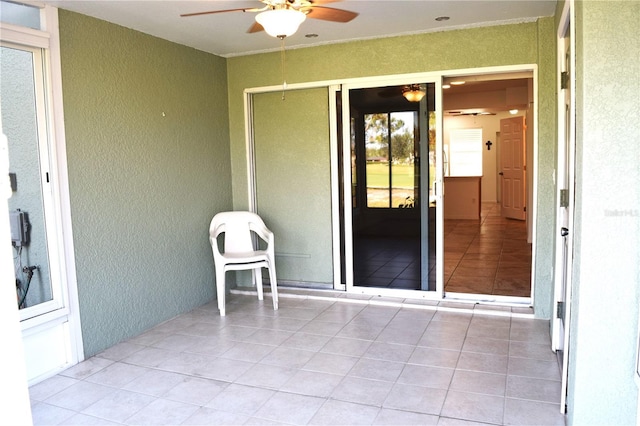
[343,83,438,294]
[1,42,66,324]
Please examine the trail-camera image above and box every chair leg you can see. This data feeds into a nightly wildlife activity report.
[216,267,226,316]
[268,265,278,311]
[254,268,264,301]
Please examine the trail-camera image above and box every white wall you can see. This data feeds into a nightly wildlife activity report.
[444,111,527,204]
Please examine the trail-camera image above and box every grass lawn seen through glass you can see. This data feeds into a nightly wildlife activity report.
[366,162,416,208]
[366,162,414,188]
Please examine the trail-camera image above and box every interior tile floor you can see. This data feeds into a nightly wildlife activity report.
[30,293,564,425]
[445,203,532,297]
[354,203,532,297]
[354,236,424,290]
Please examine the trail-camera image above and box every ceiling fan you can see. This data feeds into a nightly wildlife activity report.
[180,0,358,38]
[447,110,497,116]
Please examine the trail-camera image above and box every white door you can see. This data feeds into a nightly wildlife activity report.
[500,116,526,220]
[1,5,83,385]
[553,2,576,413]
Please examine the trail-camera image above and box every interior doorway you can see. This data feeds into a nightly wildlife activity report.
[441,72,534,301]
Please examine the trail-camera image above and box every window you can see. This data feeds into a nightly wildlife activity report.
[364,111,417,208]
[0,1,40,29]
[447,128,482,177]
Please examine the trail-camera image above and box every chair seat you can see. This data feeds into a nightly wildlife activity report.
[221,250,270,263]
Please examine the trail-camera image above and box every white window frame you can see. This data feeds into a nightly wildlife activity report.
[1,3,84,380]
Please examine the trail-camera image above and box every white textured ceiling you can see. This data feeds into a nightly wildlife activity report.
[42,0,557,57]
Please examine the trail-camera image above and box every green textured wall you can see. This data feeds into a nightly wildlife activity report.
[568,1,640,424]
[227,21,557,317]
[534,17,558,320]
[59,11,232,356]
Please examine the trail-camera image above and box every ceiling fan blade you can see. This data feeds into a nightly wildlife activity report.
[305,6,358,23]
[180,6,265,18]
[247,21,264,33]
[181,8,248,17]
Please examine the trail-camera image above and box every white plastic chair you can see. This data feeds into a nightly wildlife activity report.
[208,211,278,316]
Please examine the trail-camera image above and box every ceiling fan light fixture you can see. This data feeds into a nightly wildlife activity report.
[255,8,306,38]
[402,85,426,102]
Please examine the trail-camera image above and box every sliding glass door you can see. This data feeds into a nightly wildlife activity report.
[341,81,443,297]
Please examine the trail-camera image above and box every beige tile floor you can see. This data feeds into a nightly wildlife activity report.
[30,293,564,425]
[445,203,532,297]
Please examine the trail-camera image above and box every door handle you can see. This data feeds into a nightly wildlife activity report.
[561,227,569,237]
[499,172,504,176]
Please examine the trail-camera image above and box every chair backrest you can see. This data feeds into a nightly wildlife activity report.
[210,211,266,254]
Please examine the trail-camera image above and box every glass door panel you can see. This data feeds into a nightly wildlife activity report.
[363,112,417,209]
[252,88,334,287]
[343,82,440,295]
[1,44,60,319]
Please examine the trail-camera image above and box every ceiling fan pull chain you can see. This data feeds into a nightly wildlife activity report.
[280,35,287,100]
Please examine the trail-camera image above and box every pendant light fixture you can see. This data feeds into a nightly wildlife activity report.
[402,84,426,102]
[255,8,306,38]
